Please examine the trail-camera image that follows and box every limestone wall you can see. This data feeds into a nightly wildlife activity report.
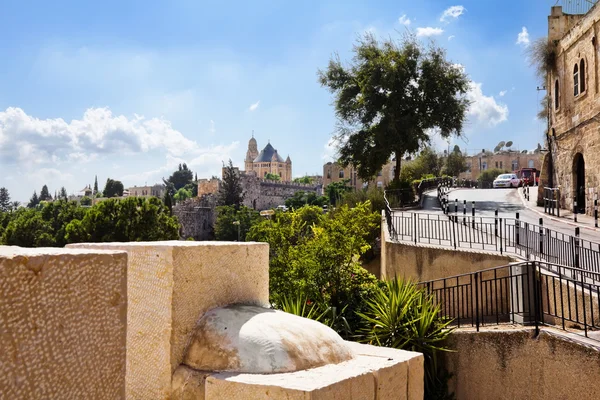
[240,173,321,210]
[67,241,269,400]
[444,328,600,400]
[0,247,128,399]
[173,195,217,240]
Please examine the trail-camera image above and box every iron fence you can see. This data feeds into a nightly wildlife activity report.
[557,0,598,15]
[418,261,600,339]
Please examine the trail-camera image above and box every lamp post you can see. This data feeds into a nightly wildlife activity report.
[232,220,241,241]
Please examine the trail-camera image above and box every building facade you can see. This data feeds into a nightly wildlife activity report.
[127,184,166,198]
[545,5,600,214]
[323,161,396,190]
[245,135,292,181]
[459,151,543,181]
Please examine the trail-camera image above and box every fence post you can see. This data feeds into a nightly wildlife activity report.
[574,197,578,223]
[575,227,580,270]
[595,199,598,228]
[452,215,457,249]
[557,189,560,218]
[494,209,498,238]
[413,213,417,244]
[454,199,458,222]
[516,212,520,246]
[474,272,480,332]
[499,217,503,254]
[463,199,467,225]
[472,201,475,229]
[532,262,540,336]
[539,218,544,255]
[544,188,548,214]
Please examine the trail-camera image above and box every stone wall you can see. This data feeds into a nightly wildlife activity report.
[0,247,128,399]
[197,178,220,197]
[240,172,321,210]
[173,195,217,240]
[444,328,600,400]
[548,5,600,215]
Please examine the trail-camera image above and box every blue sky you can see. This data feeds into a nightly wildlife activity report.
[0,0,555,201]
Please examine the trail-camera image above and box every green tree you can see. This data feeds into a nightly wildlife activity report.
[285,191,328,209]
[173,188,192,203]
[27,191,40,208]
[39,200,87,247]
[0,187,11,212]
[40,185,52,201]
[325,180,352,205]
[444,147,467,177]
[214,205,260,241]
[94,175,99,194]
[59,187,68,200]
[412,147,445,178]
[164,163,194,190]
[218,160,244,208]
[103,178,124,198]
[163,191,173,214]
[264,173,281,181]
[293,176,313,184]
[478,168,508,187]
[80,196,92,206]
[318,33,470,183]
[11,201,20,211]
[1,209,55,247]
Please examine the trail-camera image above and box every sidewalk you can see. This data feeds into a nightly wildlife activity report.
[519,186,600,233]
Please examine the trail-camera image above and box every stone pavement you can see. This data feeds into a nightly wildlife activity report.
[519,186,600,233]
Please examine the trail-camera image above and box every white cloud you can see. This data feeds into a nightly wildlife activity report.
[398,14,411,26]
[448,35,455,41]
[209,119,216,135]
[516,27,530,47]
[440,6,466,22]
[466,82,509,127]
[416,27,444,37]
[249,100,260,111]
[499,90,507,97]
[322,137,338,161]
[452,63,466,73]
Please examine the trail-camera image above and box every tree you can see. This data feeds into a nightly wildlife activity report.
[444,148,467,177]
[412,147,445,178]
[60,187,68,200]
[40,185,52,201]
[11,201,20,211]
[325,180,352,205]
[27,191,40,208]
[80,196,92,206]
[293,176,313,184]
[318,33,470,183]
[173,188,192,203]
[163,191,173,214]
[264,173,281,181]
[103,178,124,198]
[214,205,260,241]
[94,176,99,194]
[1,209,55,247]
[164,163,194,191]
[285,191,328,209]
[0,187,11,212]
[218,160,244,208]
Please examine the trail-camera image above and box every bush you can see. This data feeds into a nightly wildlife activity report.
[478,168,508,188]
[385,180,415,207]
[358,278,455,399]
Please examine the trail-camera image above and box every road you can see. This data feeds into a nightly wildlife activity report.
[421,188,600,243]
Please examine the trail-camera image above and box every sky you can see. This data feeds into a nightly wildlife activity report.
[0,0,558,202]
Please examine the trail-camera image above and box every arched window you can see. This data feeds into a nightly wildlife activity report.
[554,79,559,109]
[580,59,586,93]
[339,170,345,178]
[574,64,579,96]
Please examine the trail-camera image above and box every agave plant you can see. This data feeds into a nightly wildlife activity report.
[276,291,327,322]
[357,277,456,400]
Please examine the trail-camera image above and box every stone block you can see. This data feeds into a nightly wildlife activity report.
[67,241,269,400]
[0,246,127,400]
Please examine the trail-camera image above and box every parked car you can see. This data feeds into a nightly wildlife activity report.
[493,173,520,188]
[276,205,288,212]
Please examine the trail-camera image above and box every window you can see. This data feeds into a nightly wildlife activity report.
[377,181,383,188]
[580,59,586,93]
[574,64,579,96]
[466,163,471,173]
[482,162,488,171]
[339,170,344,178]
[554,79,559,110]
[495,161,498,168]
[528,160,534,168]
[327,171,331,179]
[499,161,503,169]
[512,160,518,171]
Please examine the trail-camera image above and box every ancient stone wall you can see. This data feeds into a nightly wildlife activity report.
[240,172,321,210]
[197,178,220,196]
[173,195,217,240]
[548,5,600,214]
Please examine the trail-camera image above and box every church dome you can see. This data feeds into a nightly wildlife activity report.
[254,143,285,163]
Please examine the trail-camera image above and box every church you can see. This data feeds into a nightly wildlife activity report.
[245,134,292,181]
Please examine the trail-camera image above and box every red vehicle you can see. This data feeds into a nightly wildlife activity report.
[517,168,539,186]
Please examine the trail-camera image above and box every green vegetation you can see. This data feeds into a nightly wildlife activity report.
[218,159,244,208]
[173,187,193,203]
[284,191,328,209]
[214,205,260,241]
[264,172,281,181]
[0,197,179,247]
[293,176,313,184]
[103,178,124,198]
[319,33,470,183]
[478,168,508,187]
[444,147,468,178]
[325,180,352,205]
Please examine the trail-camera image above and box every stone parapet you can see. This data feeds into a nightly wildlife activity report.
[0,247,128,399]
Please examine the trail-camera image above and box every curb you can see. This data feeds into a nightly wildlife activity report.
[517,188,600,233]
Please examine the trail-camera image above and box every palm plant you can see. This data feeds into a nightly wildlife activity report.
[357,277,455,400]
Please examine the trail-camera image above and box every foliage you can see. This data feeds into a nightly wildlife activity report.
[184,182,198,198]
[59,187,68,200]
[103,178,124,198]
[27,191,40,208]
[478,168,507,187]
[264,172,281,181]
[40,185,52,201]
[319,33,470,182]
[163,191,173,214]
[164,163,194,191]
[80,196,92,206]
[340,186,386,213]
[247,202,381,335]
[357,278,455,399]
[214,205,260,241]
[218,159,245,208]
[1,209,55,247]
[285,191,328,209]
[385,179,416,207]
[444,148,467,177]
[412,147,445,178]
[0,187,11,212]
[325,180,352,205]
[293,176,313,184]
[173,188,193,203]
[94,175,99,194]
[527,36,556,81]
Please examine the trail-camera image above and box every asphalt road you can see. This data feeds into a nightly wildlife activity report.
[421,188,600,243]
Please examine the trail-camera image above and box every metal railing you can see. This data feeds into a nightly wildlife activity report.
[557,0,598,15]
[418,260,600,340]
[544,187,560,216]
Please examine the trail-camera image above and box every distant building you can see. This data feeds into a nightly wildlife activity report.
[198,178,220,197]
[459,151,543,181]
[323,161,396,190]
[127,184,166,198]
[244,135,292,181]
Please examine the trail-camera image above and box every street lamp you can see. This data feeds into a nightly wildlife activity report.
[232,220,241,241]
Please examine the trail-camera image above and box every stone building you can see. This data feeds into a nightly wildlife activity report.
[323,161,396,190]
[173,195,217,241]
[459,151,543,181]
[244,135,292,181]
[127,184,166,198]
[197,177,220,197]
[544,4,600,214]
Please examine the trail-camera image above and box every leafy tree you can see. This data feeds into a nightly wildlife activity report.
[94,175,99,194]
[318,33,470,183]
[183,182,198,198]
[264,173,281,181]
[0,187,11,212]
[163,191,173,214]
[412,147,445,178]
[11,201,20,211]
[293,176,313,184]
[27,191,40,208]
[59,187,68,200]
[444,147,467,177]
[478,168,508,188]
[164,163,194,191]
[214,205,260,241]
[40,185,52,201]
[325,180,352,205]
[173,188,192,203]
[285,191,328,209]
[1,209,55,247]
[103,178,124,198]
[80,196,92,206]
[218,160,244,208]
[39,200,87,247]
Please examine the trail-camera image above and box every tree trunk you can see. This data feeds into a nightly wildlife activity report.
[394,153,402,182]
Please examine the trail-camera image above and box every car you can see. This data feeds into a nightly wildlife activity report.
[276,205,288,212]
[493,173,521,188]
